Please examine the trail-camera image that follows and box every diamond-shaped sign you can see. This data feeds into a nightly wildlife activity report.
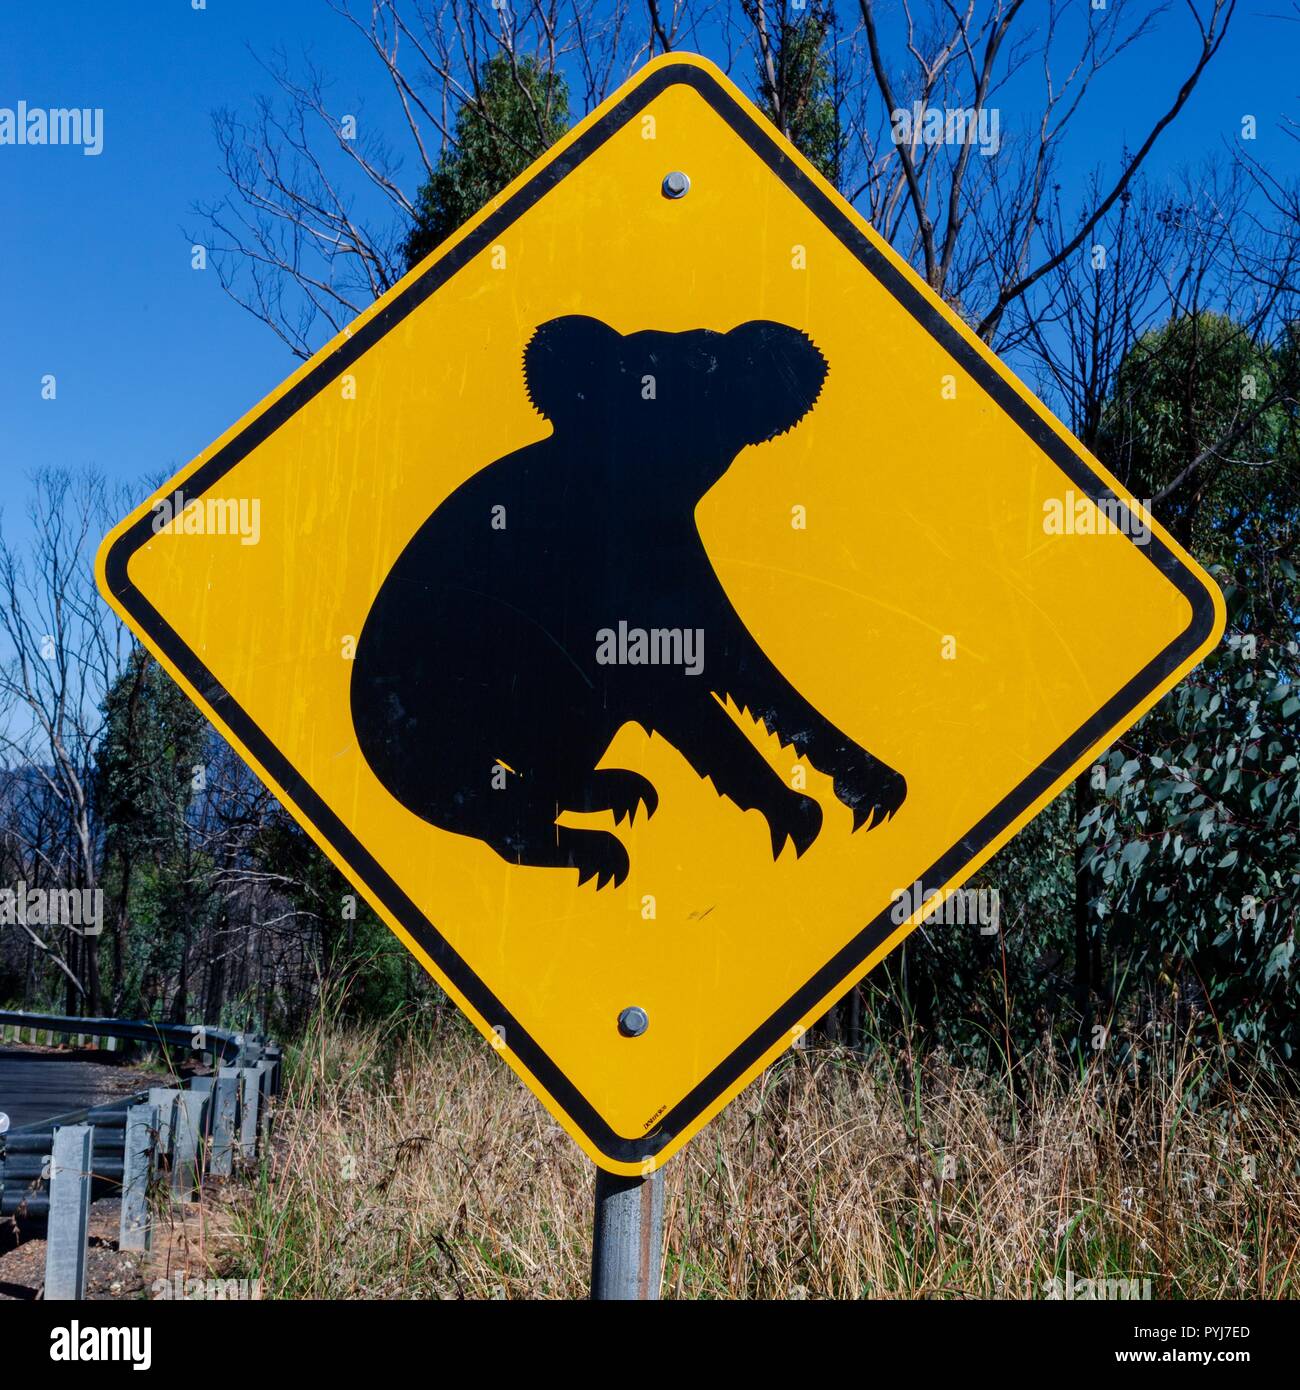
[98,54,1223,1173]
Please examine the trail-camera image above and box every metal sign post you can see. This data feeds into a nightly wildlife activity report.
[591,1166,665,1300]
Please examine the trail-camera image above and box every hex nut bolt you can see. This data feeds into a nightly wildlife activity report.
[661,171,690,199]
[618,1006,650,1037]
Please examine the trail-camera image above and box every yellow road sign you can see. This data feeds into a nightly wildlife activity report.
[98,53,1224,1174]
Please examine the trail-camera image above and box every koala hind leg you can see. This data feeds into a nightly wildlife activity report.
[715,633,907,831]
[656,693,823,859]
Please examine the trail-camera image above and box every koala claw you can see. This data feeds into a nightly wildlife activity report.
[571,831,630,890]
[606,771,659,827]
[766,791,824,861]
[570,769,659,828]
[844,764,907,833]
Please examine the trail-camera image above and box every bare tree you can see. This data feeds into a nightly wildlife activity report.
[196,1,1246,364]
[854,0,1236,341]
[192,0,684,358]
[1022,160,1300,516]
[0,469,129,1012]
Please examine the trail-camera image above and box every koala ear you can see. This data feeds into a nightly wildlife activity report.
[522,316,622,424]
[724,321,829,445]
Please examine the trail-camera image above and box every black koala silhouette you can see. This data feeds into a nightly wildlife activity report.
[351,316,906,888]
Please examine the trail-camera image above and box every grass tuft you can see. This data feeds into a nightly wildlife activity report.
[227,1004,1300,1300]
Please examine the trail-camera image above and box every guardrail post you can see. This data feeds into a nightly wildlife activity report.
[238,1066,261,1163]
[148,1087,178,1159]
[256,1059,275,1146]
[170,1090,207,1201]
[119,1101,158,1252]
[45,1124,93,1300]
[211,1072,239,1177]
[190,1077,216,1151]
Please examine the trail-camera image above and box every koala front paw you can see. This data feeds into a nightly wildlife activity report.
[834,759,907,832]
[599,769,659,827]
[765,789,824,860]
[567,828,630,890]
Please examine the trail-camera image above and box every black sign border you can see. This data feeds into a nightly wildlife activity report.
[104,61,1220,1166]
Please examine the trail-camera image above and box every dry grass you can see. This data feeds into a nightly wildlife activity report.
[226,1008,1300,1299]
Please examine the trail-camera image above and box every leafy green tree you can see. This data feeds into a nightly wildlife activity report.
[1100,312,1298,636]
[860,794,1076,1076]
[749,0,842,187]
[402,54,570,271]
[1079,636,1299,1069]
[94,648,207,1015]
[1075,313,1300,1069]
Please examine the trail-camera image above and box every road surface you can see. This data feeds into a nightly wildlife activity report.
[0,1046,143,1130]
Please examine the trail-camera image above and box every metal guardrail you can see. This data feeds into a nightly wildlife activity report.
[0,1010,270,1068]
[0,1010,281,1298]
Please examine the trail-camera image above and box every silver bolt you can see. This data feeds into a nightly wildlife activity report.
[618,1006,650,1038]
[661,170,690,199]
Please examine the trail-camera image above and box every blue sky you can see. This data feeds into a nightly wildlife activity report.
[2,0,1297,530]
